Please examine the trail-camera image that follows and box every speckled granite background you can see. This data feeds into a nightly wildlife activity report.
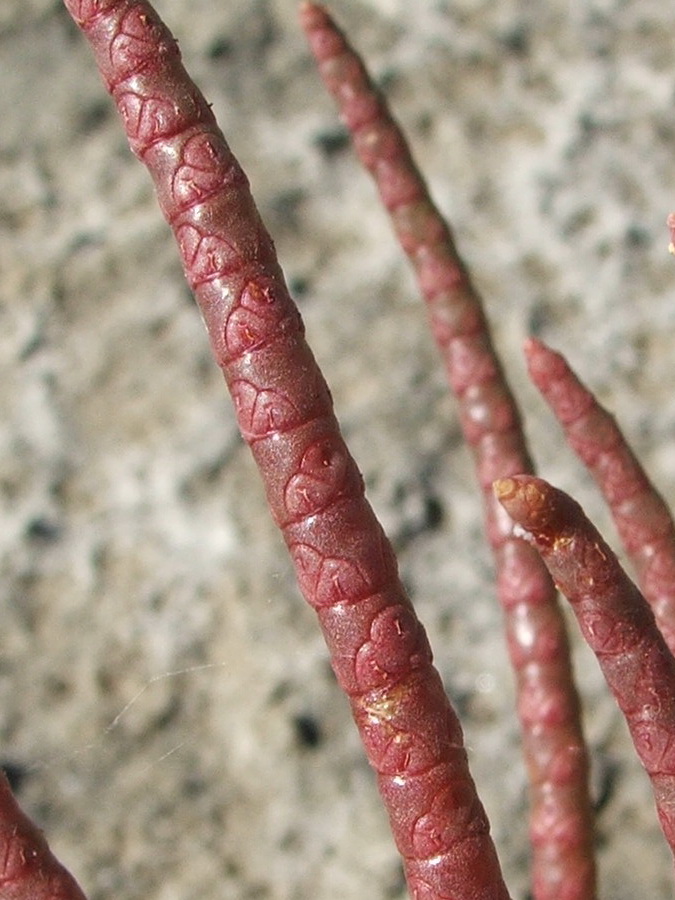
[1,1,675,898]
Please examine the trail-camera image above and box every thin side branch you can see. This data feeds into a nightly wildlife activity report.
[495,475,675,856]
[525,337,675,655]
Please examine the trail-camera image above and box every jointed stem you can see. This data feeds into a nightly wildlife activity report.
[496,475,675,857]
[526,337,675,655]
[4,2,675,898]
[63,1,512,896]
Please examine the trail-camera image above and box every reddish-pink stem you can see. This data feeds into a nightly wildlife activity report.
[0,771,87,900]
[62,1,512,896]
[300,5,595,896]
[495,474,675,858]
[526,337,675,656]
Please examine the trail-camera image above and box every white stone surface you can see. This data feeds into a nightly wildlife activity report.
[1,1,675,897]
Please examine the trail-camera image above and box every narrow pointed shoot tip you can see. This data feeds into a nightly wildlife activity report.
[524,335,570,392]
[522,335,549,358]
[298,1,325,27]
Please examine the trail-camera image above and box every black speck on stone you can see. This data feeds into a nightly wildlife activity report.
[289,275,310,299]
[26,517,61,543]
[78,99,111,135]
[1,761,29,793]
[625,224,649,248]
[593,754,620,814]
[313,128,350,158]
[208,36,234,60]
[424,494,444,530]
[500,24,530,57]
[292,713,322,749]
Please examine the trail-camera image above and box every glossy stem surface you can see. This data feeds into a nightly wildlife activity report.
[526,337,675,655]
[63,1,512,896]
[496,475,675,857]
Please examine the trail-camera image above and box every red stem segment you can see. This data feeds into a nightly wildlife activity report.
[495,475,675,858]
[0,771,87,900]
[300,5,595,897]
[63,1,511,896]
[526,337,675,656]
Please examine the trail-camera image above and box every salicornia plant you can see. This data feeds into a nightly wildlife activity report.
[2,1,674,898]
